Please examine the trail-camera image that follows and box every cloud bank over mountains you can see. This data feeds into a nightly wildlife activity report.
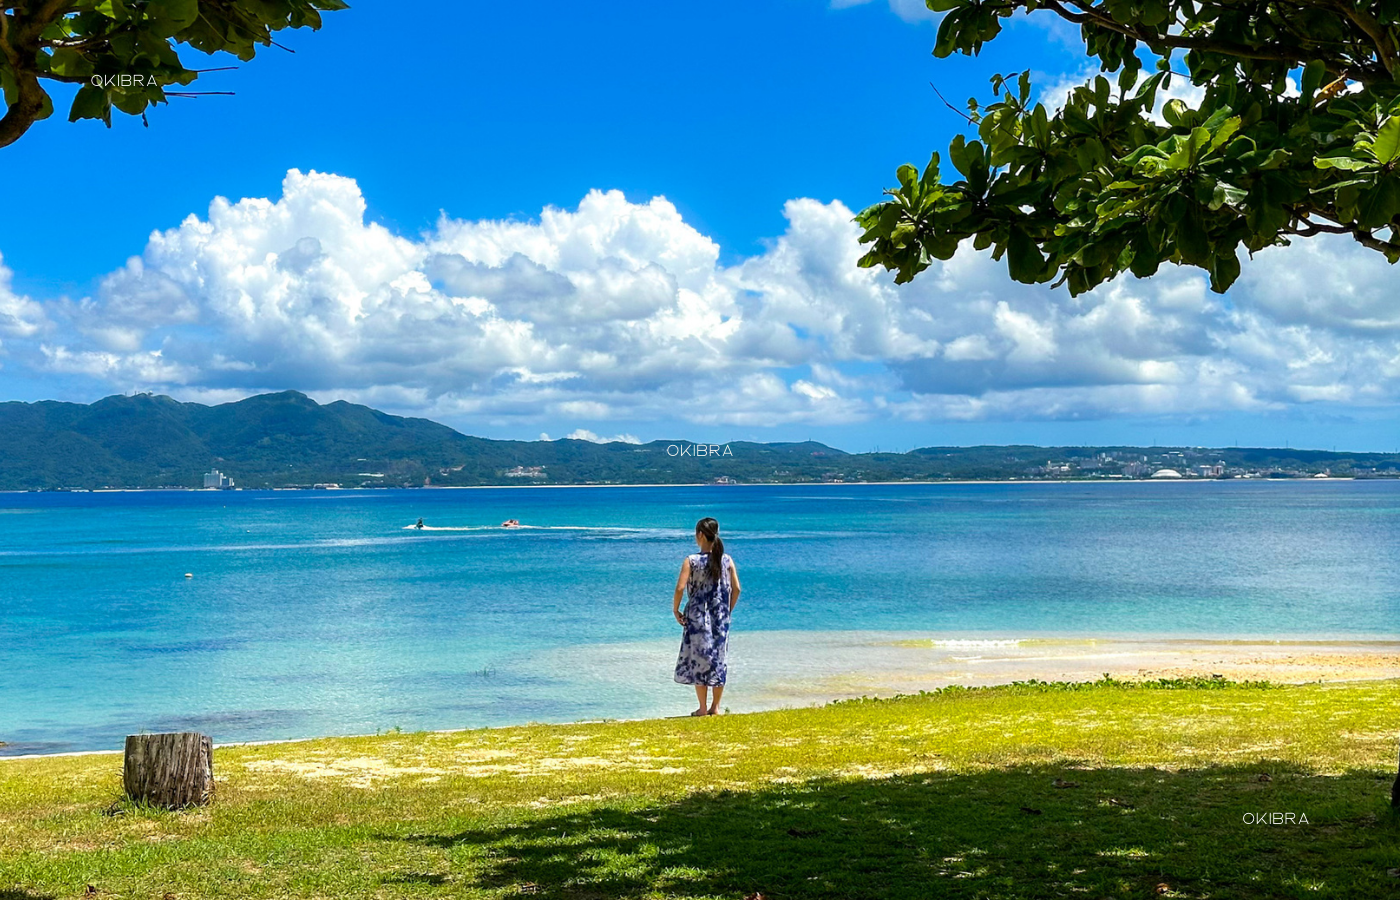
[2,168,1398,432]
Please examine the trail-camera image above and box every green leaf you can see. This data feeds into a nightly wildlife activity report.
[35,88,54,122]
[1093,75,1110,109]
[1030,103,1049,143]
[1133,71,1165,114]
[1075,138,1106,170]
[1300,60,1326,104]
[926,232,960,259]
[1356,176,1400,229]
[1139,0,1169,26]
[111,89,150,116]
[1208,248,1241,293]
[919,152,942,192]
[1207,116,1241,153]
[1367,116,1400,165]
[48,48,95,79]
[68,84,109,123]
[1121,145,1168,166]
[95,0,132,21]
[933,14,962,57]
[1315,153,1374,171]
[1006,227,1046,283]
[146,0,200,35]
[948,134,972,179]
[1209,182,1246,210]
[896,163,919,198]
[1118,64,1139,93]
[1175,206,1210,265]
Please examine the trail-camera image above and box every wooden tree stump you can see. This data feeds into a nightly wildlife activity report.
[123,732,214,809]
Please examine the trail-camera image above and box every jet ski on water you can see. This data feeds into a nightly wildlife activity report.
[406,518,523,530]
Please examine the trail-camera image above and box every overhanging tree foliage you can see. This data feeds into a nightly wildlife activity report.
[855,0,1400,294]
[0,0,347,149]
[859,0,1400,808]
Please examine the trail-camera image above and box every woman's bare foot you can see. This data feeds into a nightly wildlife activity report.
[707,707,721,716]
[690,707,707,716]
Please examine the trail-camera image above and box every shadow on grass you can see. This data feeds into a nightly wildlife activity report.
[0,892,57,900]
[391,762,1400,899]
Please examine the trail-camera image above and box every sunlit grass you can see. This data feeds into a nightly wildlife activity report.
[1,676,1397,898]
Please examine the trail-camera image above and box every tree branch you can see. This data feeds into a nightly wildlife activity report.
[1346,228,1400,254]
[0,0,79,148]
[1328,0,1399,78]
[1067,0,1318,63]
[1286,220,1352,236]
[0,68,46,149]
[930,81,976,124]
[1039,0,1389,81]
[43,32,112,50]
[1287,210,1400,254]
[16,1,77,40]
[0,7,15,67]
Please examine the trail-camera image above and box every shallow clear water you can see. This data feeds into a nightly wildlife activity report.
[2,481,1397,754]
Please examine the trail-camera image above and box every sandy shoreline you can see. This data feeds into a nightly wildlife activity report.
[534,629,1400,713]
[546,630,1400,708]
[4,632,1395,762]
[722,632,1400,706]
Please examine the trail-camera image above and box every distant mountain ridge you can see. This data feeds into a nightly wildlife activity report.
[0,391,1396,490]
[0,391,855,490]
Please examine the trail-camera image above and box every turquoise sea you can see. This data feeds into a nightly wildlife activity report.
[2,481,1398,755]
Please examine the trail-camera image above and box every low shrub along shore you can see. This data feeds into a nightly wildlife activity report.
[2,676,1398,899]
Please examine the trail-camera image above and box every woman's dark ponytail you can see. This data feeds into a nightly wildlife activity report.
[696,517,723,580]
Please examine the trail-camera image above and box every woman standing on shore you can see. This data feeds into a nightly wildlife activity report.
[673,517,741,716]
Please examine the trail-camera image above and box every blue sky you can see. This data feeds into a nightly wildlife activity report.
[1,0,1397,452]
[6,0,1014,291]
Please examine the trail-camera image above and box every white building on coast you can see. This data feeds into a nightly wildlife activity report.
[203,469,235,489]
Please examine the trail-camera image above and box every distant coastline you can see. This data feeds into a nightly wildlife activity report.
[2,390,1397,491]
[4,475,1369,494]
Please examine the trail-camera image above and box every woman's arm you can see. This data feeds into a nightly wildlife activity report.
[728,559,741,612]
[672,558,690,625]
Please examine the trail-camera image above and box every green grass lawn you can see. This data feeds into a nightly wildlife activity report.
[2,677,1398,899]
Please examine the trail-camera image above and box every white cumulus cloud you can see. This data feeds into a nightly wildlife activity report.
[0,255,50,349]
[829,0,937,23]
[566,429,643,444]
[5,168,1400,433]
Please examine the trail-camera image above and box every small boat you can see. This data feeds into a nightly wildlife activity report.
[501,519,521,528]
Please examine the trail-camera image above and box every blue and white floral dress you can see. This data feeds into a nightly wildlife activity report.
[674,552,733,686]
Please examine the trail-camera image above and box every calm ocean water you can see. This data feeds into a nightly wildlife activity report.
[2,481,1397,754]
